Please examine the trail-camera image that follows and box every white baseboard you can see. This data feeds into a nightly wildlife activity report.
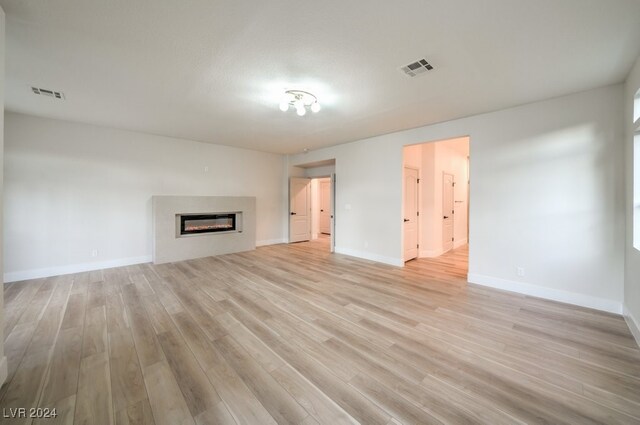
[0,356,6,387]
[334,246,403,267]
[3,255,153,283]
[623,304,640,348]
[256,238,287,247]
[420,249,444,258]
[3,238,287,282]
[419,239,466,258]
[454,238,468,249]
[468,273,622,314]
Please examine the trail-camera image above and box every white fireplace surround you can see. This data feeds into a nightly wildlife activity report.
[152,196,256,264]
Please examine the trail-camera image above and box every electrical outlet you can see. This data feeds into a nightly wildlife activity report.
[517,267,525,277]
[91,249,98,257]
[204,166,209,172]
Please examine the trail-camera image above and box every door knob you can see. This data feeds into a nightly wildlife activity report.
[443,216,449,219]
[404,218,410,222]
[290,212,297,215]
[320,209,324,212]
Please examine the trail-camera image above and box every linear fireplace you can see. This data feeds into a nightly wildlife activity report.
[177,212,239,236]
[154,196,254,263]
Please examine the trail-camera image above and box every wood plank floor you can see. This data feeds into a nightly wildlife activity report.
[1,238,639,424]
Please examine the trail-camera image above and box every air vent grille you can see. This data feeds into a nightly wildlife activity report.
[400,58,434,77]
[31,87,65,100]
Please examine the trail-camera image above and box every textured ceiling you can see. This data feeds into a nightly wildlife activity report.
[2,0,640,154]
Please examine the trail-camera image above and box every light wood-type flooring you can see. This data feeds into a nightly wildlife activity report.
[1,238,640,424]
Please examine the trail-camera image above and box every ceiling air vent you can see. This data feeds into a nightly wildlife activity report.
[400,58,434,77]
[31,87,65,100]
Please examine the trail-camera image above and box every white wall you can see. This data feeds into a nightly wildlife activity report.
[291,84,625,313]
[403,144,422,169]
[0,6,7,386]
[303,165,335,178]
[3,113,287,281]
[624,56,640,343]
[635,131,640,249]
[297,138,403,266]
[421,143,437,256]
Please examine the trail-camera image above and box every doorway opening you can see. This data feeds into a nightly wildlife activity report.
[311,177,332,238]
[288,159,336,253]
[402,137,470,270]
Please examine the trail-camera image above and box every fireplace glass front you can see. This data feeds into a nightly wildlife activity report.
[179,213,236,235]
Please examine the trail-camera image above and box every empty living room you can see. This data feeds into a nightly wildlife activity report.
[1,1,640,424]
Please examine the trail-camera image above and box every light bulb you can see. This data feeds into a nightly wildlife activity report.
[279,101,289,112]
[296,106,306,116]
[310,102,321,113]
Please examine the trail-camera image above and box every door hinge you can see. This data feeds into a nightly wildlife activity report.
[417,211,419,216]
[453,182,456,186]
[417,244,419,248]
[417,178,420,183]
[452,237,454,241]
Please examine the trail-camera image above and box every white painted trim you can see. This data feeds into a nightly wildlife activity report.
[420,248,445,258]
[453,237,468,249]
[468,273,623,314]
[623,304,640,348]
[419,240,467,258]
[0,356,7,387]
[256,238,287,247]
[3,255,152,283]
[4,238,286,282]
[334,246,404,267]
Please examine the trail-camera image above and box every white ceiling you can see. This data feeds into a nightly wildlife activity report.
[2,0,640,154]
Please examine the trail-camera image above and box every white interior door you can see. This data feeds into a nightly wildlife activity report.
[319,180,331,234]
[403,167,419,261]
[289,177,311,243]
[443,172,454,252]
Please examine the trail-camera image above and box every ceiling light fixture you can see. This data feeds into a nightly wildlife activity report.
[279,90,320,116]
